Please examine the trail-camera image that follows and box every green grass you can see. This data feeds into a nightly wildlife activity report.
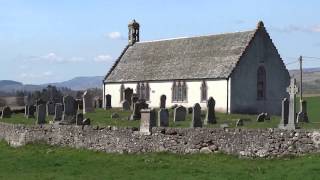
[2,96,320,129]
[0,141,319,180]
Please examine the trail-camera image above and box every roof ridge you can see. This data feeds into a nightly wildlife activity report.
[137,29,256,44]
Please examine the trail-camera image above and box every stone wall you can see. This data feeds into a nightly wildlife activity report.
[0,122,319,158]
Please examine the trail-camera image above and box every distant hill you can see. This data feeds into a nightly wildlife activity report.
[0,76,104,92]
[289,68,320,94]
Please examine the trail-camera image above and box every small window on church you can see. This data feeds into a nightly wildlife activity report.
[200,81,207,102]
[137,82,150,101]
[257,66,266,100]
[120,84,124,101]
[172,81,187,102]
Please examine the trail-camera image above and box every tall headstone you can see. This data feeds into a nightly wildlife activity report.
[76,113,84,125]
[1,106,12,119]
[286,78,299,130]
[204,97,216,125]
[173,105,187,122]
[131,94,138,110]
[46,101,55,116]
[160,95,166,109]
[76,99,83,110]
[124,88,133,106]
[83,91,94,114]
[158,108,169,127]
[297,100,309,123]
[278,98,289,128]
[36,104,46,124]
[140,109,156,135]
[130,99,148,120]
[54,103,63,121]
[61,95,77,124]
[105,94,112,109]
[122,100,130,111]
[191,103,202,127]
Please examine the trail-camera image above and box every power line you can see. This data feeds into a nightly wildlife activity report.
[303,56,320,60]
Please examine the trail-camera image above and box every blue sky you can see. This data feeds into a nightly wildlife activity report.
[0,0,319,84]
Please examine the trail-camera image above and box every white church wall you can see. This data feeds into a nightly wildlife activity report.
[104,79,229,113]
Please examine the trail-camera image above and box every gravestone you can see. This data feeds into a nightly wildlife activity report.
[54,103,63,121]
[158,108,169,127]
[83,118,91,125]
[160,95,166,109]
[25,105,35,119]
[36,104,46,124]
[124,88,133,106]
[257,113,266,122]
[278,98,289,128]
[131,95,139,110]
[76,99,83,110]
[122,100,130,111]
[83,91,94,114]
[61,95,77,124]
[130,99,149,120]
[191,103,202,127]
[173,105,187,122]
[46,101,55,116]
[140,109,156,135]
[297,100,309,123]
[98,98,103,108]
[205,97,216,124]
[236,119,244,127]
[286,78,299,130]
[76,113,84,125]
[1,106,12,119]
[105,94,112,109]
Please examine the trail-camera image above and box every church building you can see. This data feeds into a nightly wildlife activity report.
[103,20,290,115]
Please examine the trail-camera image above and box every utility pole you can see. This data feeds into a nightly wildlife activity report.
[299,55,303,102]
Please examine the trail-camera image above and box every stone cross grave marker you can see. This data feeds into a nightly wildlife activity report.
[191,103,202,127]
[158,108,169,127]
[173,106,187,122]
[36,104,46,124]
[286,78,299,130]
[205,97,216,125]
[83,91,94,114]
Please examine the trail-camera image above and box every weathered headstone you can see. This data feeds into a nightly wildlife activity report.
[46,101,55,116]
[83,91,94,114]
[98,98,103,108]
[83,118,91,125]
[36,104,46,124]
[61,95,77,124]
[278,98,289,128]
[191,103,202,127]
[140,109,156,135]
[130,99,148,120]
[105,94,112,109]
[76,99,83,110]
[1,106,12,119]
[257,113,266,122]
[286,78,299,130]
[297,100,309,123]
[160,95,166,109]
[76,113,84,125]
[158,108,169,127]
[173,105,187,122]
[236,119,244,127]
[131,94,138,110]
[54,103,63,121]
[205,97,216,124]
[122,100,130,111]
[124,88,133,106]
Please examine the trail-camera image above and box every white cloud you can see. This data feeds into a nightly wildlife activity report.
[19,71,53,79]
[106,31,122,39]
[43,71,53,76]
[272,24,320,33]
[94,54,113,62]
[25,53,85,63]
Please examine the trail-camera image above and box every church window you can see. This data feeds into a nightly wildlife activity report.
[120,84,125,101]
[200,80,207,102]
[257,66,266,100]
[172,81,187,102]
[136,82,150,101]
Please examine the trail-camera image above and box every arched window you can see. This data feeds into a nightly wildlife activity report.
[200,80,207,101]
[137,82,150,101]
[120,84,125,101]
[257,66,266,100]
[172,81,187,102]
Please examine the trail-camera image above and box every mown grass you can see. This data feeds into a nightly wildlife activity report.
[0,141,319,180]
[1,96,320,129]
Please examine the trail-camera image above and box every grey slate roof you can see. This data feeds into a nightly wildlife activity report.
[105,30,257,83]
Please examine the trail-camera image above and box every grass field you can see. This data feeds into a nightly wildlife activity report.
[0,141,319,180]
[1,96,320,129]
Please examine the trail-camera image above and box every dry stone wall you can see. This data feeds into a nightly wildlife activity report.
[0,122,320,158]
